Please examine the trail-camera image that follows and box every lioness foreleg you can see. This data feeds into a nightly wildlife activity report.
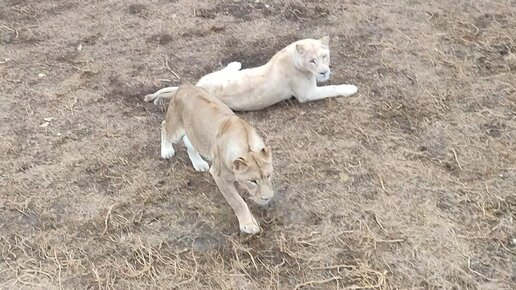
[295,84,358,103]
[182,136,210,172]
[210,169,260,234]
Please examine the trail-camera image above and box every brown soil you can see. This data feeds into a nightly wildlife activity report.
[1,0,515,289]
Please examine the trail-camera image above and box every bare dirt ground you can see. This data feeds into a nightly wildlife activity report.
[1,0,515,289]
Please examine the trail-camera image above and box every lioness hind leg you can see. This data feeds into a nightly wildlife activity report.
[182,136,209,172]
[161,123,176,159]
[161,114,184,159]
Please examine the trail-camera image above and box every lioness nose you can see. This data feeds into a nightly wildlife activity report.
[320,70,329,76]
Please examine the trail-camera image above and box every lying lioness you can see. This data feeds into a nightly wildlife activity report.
[161,83,273,234]
[145,36,358,111]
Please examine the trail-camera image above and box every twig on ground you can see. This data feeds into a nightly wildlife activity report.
[165,58,180,81]
[294,276,342,289]
[1,25,18,39]
[378,175,391,195]
[66,98,78,114]
[467,258,499,282]
[102,205,116,236]
[174,246,198,287]
[311,264,355,270]
[451,149,463,170]
[373,212,387,232]
[53,249,63,290]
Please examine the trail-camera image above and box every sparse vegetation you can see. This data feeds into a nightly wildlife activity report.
[1,0,515,289]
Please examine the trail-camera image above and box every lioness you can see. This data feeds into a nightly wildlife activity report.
[162,83,273,234]
[144,36,358,111]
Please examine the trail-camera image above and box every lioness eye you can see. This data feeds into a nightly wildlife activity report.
[309,59,316,64]
[249,180,257,184]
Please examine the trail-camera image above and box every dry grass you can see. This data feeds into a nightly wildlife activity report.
[1,0,515,289]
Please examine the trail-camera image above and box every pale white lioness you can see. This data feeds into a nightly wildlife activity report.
[144,36,358,111]
[161,83,274,234]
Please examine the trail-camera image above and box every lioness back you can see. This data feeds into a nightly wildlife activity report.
[175,83,233,117]
[174,84,235,159]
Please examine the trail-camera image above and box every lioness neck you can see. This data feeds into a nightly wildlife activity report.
[218,117,264,168]
[267,46,294,68]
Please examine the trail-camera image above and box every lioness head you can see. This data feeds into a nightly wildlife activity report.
[295,36,331,82]
[233,146,274,205]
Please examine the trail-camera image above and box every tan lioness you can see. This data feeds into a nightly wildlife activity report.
[144,36,358,111]
[161,83,274,234]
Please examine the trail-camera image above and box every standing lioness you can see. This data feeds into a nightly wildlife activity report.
[162,84,273,234]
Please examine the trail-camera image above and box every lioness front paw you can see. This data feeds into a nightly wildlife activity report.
[192,159,210,172]
[338,84,358,97]
[239,216,260,234]
[161,147,175,159]
[226,61,242,71]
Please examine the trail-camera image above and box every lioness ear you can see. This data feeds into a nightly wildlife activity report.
[319,36,330,46]
[296,43,305,54]
[233,157,248,171]
[261,146,271,159]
